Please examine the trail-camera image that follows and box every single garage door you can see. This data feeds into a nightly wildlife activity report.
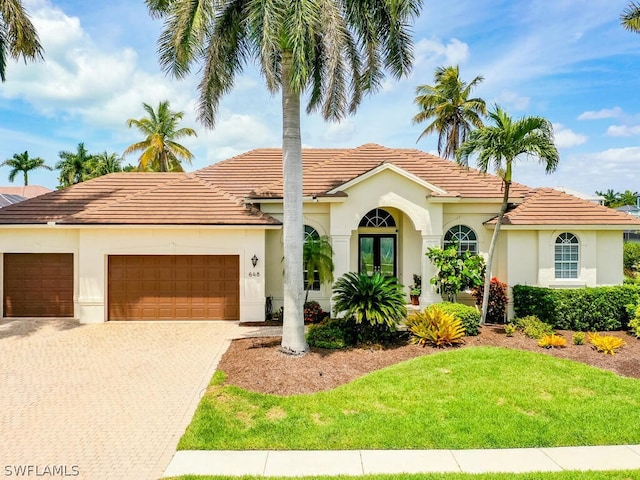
[3,253,74,317]
[108,255,239,320]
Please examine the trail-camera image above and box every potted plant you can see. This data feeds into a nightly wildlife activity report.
[409,274,421,305]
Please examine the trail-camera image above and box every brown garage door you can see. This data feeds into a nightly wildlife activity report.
[3,253,74,317]
[108,255,239,320]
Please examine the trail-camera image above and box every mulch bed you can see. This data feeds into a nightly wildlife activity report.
[218,325,640,396]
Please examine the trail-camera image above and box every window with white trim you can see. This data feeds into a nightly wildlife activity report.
[303,225,321,291]
[444,225,478,254]
[555,233,579,279]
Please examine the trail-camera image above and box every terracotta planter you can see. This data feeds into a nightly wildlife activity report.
[410,295,420,306]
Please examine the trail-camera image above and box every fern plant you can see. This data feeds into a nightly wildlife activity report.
[589,333,626,355]
[538,334,567,349]
[406,306,465,347]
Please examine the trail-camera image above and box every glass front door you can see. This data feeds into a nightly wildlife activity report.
[359,234,396,277]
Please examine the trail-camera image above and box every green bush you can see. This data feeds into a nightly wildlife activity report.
[436,302,481,336]
[306,319,347,349]
[332,271,406,345]
[515,315,554,339]
[513,284,640,331]
[627,304,640,338]
[624,242,640,276]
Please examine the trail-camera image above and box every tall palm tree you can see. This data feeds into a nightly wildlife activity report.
[124,100,197,172]
[618,190,639,207]
[413,65,486,160]
[303,235,334,303]
[1,150,51,185]
[0,0,44,82]
[55,143,95,188]
[595,189,619,208]
[88,151,123,178]
[145,0,421,354]
[457,106,559,324]
[622,2,640,32]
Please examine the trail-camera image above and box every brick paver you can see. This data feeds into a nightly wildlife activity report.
[0,318,243,480]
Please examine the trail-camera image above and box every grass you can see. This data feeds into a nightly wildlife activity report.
[166,471,640,480]
[179,347,640,450]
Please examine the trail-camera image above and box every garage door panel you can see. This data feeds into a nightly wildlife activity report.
[108,255,239,321]
[3,253,74,318]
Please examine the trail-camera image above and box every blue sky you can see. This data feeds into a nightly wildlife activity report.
[2,0,640,194]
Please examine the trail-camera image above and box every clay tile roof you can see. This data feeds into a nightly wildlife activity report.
[0,172,279,226]
[492,188,640,226]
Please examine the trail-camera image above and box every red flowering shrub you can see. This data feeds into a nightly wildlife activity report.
[473,278,508,323]
[304,301,326,324]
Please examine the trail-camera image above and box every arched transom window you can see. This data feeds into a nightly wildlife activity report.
[555,233,579,279]
[359,208,396,228]
[444,225,478,254]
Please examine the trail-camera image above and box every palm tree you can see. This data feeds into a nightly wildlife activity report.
[413,65,486,160]
[124,100,197,172]
[622,2,640,32]
[55,143,95,188]
[1,151,51,185]
[618,190,639,207]
[303,235,334,303]
[0,0,44,82]
[595,189,619,208]
[145,0,421,354]
[88,151,123,178]
[457,106,559,324]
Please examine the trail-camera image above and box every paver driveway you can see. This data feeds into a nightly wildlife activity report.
[0,318,250,480]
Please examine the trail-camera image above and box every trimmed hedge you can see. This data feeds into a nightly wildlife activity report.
[512,284,640,331]
[435,302,481,336]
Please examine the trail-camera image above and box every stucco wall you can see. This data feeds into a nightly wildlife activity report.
[0,226,266,323]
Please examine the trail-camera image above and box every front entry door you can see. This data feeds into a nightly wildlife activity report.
[359,234,397,277]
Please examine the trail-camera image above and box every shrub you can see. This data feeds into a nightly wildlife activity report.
[504,323,516,337]
[627,305,640,338]
[425,245,485,302]
[538,334,567,349]
[573,331,586,345]
[303,301,326,324]
[332,271,406,345]
[436,302,481,336]
[472,278,508,323]
[513,284,640,331]
[406,306,465,347]
[624,242,640,277]
[589,333,625,355]
[306,319,347,349]
[515,315,554,339]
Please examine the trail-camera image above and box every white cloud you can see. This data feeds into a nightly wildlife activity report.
[414,37,470,68]
[553,123,588,148]
[606,125,640,137]
[321,120,356,143]
[578,107,623,120]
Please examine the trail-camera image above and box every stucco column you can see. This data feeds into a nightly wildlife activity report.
[331,234,351,314]
[420,234,442,306]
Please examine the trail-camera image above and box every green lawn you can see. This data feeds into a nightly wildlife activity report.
[166,471,640,480]
[179,347,640,450]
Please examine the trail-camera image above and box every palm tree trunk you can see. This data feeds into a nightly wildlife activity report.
[481,178,511,325]
[23,171,28,186]
[280,52,308,354]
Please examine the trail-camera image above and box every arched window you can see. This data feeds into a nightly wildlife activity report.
[303,225,321,291]
[555,233,579,279]
[444,225,478,254]
[359,208,396,228]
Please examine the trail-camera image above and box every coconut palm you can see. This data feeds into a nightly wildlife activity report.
[0,0,44,82]
[303,235,334,303]
[413,65,486,160]
[457,106,559,324]
[1,151,51,185]
[595,189,619,207]
[124,100,197,172]
[88,151,123,178]
[55,143,95,188]
[145,0,421,354]
[622,2,640,32]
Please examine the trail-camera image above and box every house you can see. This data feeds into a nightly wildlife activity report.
[0,185,52,208]
[0,143,638,323]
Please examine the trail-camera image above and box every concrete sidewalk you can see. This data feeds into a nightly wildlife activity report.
[163,445,640,477]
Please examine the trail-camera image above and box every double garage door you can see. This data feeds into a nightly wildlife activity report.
[108,255,239,321]
[3,253,239,320]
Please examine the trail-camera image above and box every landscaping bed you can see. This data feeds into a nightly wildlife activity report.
[220,325,640,395]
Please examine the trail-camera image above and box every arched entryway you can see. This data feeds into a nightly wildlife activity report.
[358,208,397,276]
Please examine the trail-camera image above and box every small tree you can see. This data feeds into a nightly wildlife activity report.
[426,245,485,302]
